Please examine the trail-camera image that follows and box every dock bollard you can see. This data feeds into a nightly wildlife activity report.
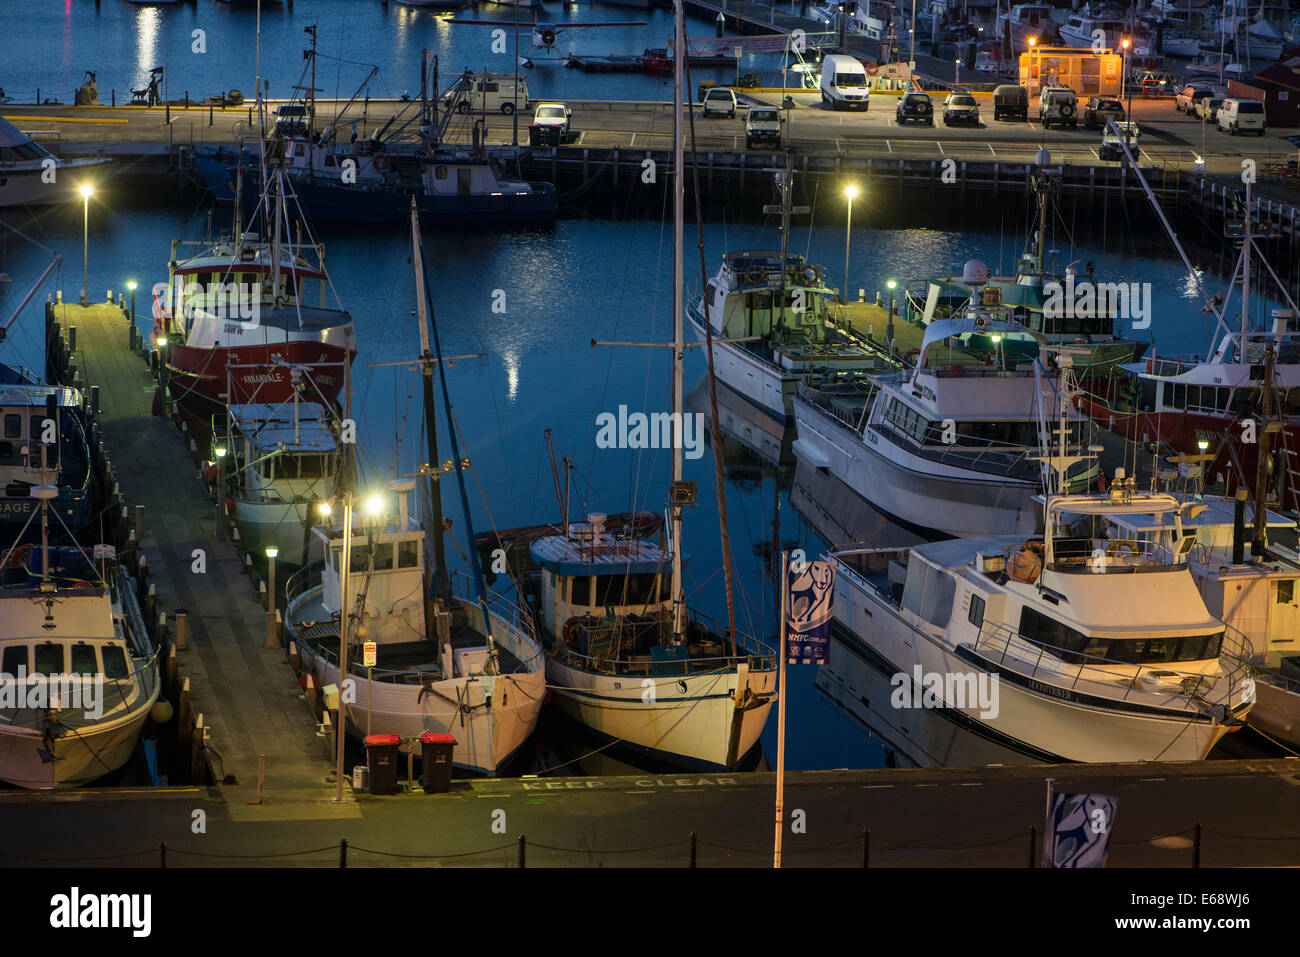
[688,831,697,868]
[518,835,526,869]
[68,326,76,353]
[265,609,282,650]
[90,385,99,416]
[135,504,146,541]
[175,609,189,650]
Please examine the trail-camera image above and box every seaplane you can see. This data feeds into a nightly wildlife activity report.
[446,14,648,68]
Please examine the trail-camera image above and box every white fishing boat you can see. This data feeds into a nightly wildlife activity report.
[686,165,893,421]
[998,4,1058,53]
[0,458,160,788]
[514,2,779,771]
[793,261,1096,538]
[0,118,110,209]
[214,395,345,566]
[284,204,545,776]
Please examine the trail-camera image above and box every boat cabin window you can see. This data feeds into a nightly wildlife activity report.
[569,573,665,608]
[2,645,27,677]
[70,643,97,677]
[370,543,395,572]
[33,642,63,676]
[0,142,52,161]
[281,454,327,479]
[397,540,419,569]
[968,594,985,627]
[923,419,1039,447]
[1019,607,1223,663]
[435,166,448,180]
[1277,579,1294,605]
[101,645,129,680]
[4,414,21,439]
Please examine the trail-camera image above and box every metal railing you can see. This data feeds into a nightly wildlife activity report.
[969,619,1255,711]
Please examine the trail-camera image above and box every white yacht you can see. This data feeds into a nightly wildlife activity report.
[998,5,1059,52]
[0,118,110,209]
[216,398,344,567]
[793,262,1095,538]
[1059,14,1138,53]
[825,478,1256,764]
[0,507,159,788]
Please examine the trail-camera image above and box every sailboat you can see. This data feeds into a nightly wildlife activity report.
[510,2,779,771]
[0,434,160,788]
[283,203,545,776]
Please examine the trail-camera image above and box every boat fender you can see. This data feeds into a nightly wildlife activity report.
[864,61,879,76]
[373,153,390,172]
[745,265,765,286]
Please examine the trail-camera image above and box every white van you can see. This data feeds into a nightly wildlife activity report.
[820,54,870,111]
[1217,97,1266,135]
[442,72,530,116]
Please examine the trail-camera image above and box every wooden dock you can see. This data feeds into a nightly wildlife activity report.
[47,294,351,818]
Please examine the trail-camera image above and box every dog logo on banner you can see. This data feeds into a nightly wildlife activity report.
[1045,792,1117,868]
[786,560,835,665]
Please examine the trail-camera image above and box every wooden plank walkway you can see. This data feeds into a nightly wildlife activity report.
[51,297,354,820]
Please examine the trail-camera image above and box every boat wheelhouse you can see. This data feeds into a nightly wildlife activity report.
[285,480,545,775]
[527,513,778,770]
[793,283,1096,538]
[0,386,94,531]
[826,483,1256,764]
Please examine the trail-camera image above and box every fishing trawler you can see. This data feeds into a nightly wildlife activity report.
[284,205,544,775]
[793,260,1097,538]
[687,164,893,420]
[0,386,95,532]
[211,391,345,567]
[0,448,159,788]
[915,158,1148,374]
[151,174,358,423]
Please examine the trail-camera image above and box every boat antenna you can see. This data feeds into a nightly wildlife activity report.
[669,0,686,643]
[682,39,738,656]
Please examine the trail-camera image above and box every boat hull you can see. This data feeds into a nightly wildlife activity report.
[543,653,777,771]
[687,304,793,419]
[792,397,1041,538]
[0,158,112,209]
[165,339,352,415]
[836,573,1234,763]
[0,701,156,789]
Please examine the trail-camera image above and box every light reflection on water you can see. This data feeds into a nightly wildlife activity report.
[0,203,1274,770]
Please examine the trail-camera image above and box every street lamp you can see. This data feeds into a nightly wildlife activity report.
[126,280,137,325]
[79,183,93,305]
[1120,38,1130,107]
[265,545,280,650]
[843,184,858,304]
[213,444,227,540]
[886,278,897,350]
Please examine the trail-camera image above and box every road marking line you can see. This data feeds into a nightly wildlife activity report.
[3,114,129,125]
[862,784,894,789]
[885,139,893,153]
[936,141,944,154]
[988,143,996,155]
[629,133,636,147]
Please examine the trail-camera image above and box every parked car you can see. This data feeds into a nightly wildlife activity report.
[701,87,738,118]
[443,72,529,116]
[1218,97,1267,135]
[745,106,782,149]
[1083,97,1124,130]
[942,92,980,126]
[1196,96,1224,123]
[1038,86,1078,129]
[1099,121,1140,161]
[273,103,311,137]
[992,84,1029,121]
[1174,84,1213,114]
[896,91,934,125]
[528,102,571,146]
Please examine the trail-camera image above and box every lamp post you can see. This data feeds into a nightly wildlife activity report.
[1120,37,1130,109]
[79,183,93,305]
[886,278,897,350]
[213,443,227,540]
[265,545,279,649]
[1028,36,1037,95]
[126,280,137,324]
[843,184,858,304]
[320,495,353,804]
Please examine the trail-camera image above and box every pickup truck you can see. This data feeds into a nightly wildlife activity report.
[528,102,571,146]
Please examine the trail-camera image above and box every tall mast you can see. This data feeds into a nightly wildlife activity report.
[409,202,450,597]
[671,0,685,642]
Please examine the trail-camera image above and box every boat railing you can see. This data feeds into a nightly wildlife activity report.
[1035,535,1183,572]
[553,614,777,677]
[969,619,1255,710]
[797,380,876,432]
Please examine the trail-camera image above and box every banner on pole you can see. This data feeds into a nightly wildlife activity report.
[1045,792,1117,868]
[786,559,835,665]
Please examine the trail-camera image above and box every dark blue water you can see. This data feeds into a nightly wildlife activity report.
[2,186,1276,770]
[2,1,799,106]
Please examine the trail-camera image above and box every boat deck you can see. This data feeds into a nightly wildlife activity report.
[304,630,530,680]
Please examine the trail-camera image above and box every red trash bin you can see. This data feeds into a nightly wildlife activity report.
[419,732,456,793]
[364,734,401,795]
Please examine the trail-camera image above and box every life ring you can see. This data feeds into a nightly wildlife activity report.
[745,265,766,286]
[373,153,390,172]
[1106,539,1140,559]
[801,265,819,285]
[864,61,879,76]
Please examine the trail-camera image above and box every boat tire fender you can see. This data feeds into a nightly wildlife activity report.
[374,153,390,171]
